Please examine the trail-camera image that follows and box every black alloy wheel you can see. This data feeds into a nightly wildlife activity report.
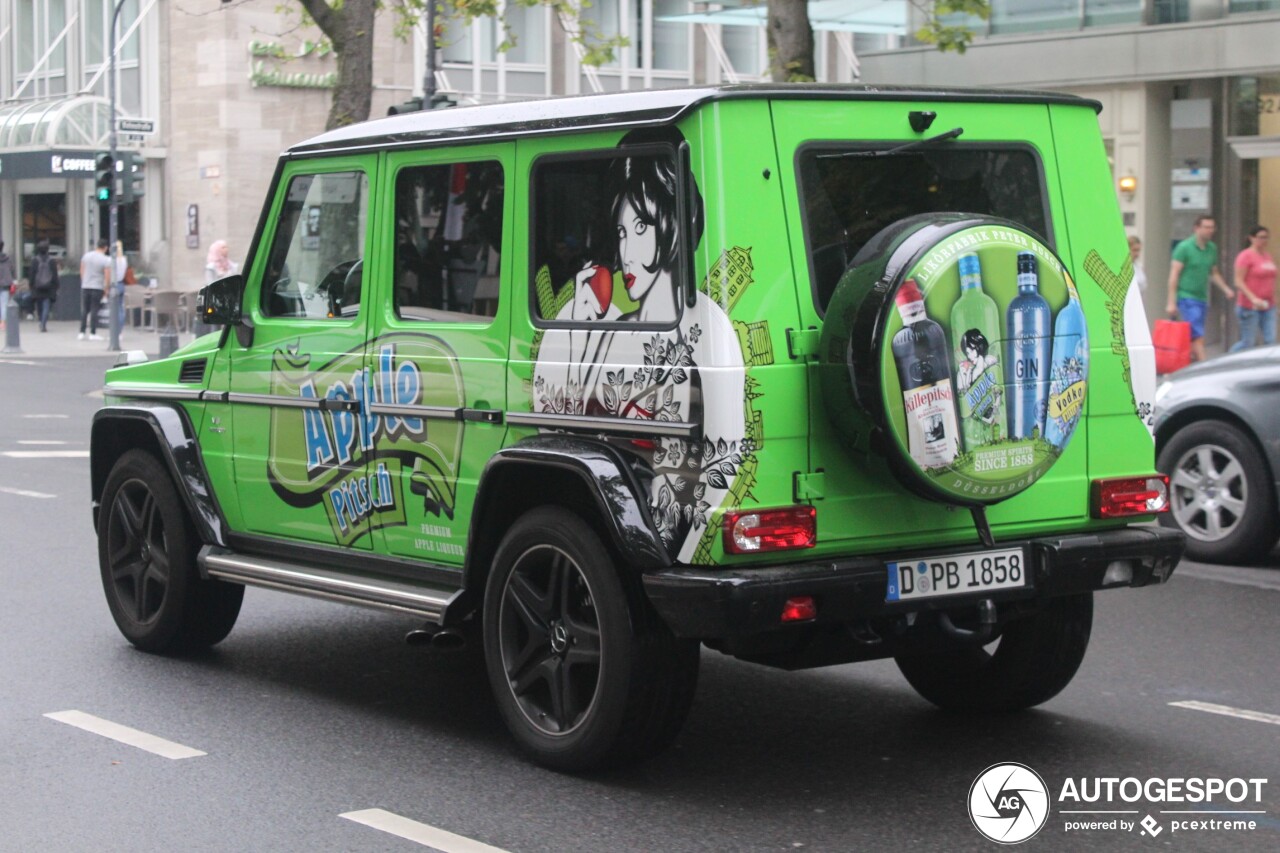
[98,450,243,653]
[483,507,699,771]
[497,544,602,736]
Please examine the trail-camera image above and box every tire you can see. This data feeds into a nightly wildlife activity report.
[895,593,1093,712]
[98,449,244,653]
[482,506,699,771]
[1157,419,1279,565]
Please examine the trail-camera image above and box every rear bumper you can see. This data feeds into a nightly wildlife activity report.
[643,526,1185,640]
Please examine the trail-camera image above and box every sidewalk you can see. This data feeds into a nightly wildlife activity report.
[1,318,197,360]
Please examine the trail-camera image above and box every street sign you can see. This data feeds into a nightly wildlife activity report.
[116,118,156,134]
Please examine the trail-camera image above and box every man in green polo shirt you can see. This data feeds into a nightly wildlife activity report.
[1165,215,1234,363]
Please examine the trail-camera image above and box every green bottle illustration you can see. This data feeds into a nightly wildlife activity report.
[950,254,1006,449]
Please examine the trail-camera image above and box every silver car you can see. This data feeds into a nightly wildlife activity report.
[1154,347,1280,564]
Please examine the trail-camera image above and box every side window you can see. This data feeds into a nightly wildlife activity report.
[393,161,504,322]
[261,171,368,319]
[531,148,685,326]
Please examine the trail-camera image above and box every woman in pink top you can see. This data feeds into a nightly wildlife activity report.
[1231,226,1277,352]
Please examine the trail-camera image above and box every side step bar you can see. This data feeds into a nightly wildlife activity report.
[199,547,462,623]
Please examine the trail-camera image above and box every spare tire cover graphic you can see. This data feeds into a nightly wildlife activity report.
[828,219,1088,505]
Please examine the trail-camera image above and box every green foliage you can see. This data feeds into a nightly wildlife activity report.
[390,0,628,67]
[913,0,991,54]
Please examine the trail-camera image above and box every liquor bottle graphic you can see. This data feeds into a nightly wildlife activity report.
[1044,276,1088,449]
[950,253,1006,449]
[1005,251,1052,440]
[891,278,960,469]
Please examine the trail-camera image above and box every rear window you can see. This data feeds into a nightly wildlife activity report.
[797,145,1051,313]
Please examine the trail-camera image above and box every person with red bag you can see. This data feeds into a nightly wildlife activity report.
[1164,215,1235,363]
[1230,226,1276,352]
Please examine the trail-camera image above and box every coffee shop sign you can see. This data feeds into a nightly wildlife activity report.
[248,39,336,90]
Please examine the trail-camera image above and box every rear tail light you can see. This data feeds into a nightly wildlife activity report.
[723,506,817,555]
[1091,475,1170,519]
[780,595,817,623]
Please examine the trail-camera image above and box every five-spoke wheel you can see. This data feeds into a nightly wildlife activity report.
[98,450,244,653]
[483,506,699,771]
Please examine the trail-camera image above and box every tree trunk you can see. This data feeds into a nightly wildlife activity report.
[767,0,815,82]
[298,0,376,130]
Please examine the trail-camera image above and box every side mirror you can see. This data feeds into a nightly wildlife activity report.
[195,274,243,326]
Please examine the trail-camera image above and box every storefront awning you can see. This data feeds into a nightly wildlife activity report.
[0,95,119,150]
[659,0,907,34]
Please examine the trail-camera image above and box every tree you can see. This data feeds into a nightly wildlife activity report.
[293,0,627,131]
[767,0,991,82]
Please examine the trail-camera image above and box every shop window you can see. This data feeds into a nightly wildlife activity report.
[393,161,504,322]
[261,171,369,320]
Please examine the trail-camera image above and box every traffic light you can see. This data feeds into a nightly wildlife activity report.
[94,152,114,203]
[120,152,145,203]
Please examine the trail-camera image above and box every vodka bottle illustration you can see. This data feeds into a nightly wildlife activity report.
[950,254,1006,449]
[891,279,960,469]
[1044,276,1088,449]
[1005,252,1052,440]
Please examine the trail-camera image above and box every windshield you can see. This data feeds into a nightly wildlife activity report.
[797,146,1051,313]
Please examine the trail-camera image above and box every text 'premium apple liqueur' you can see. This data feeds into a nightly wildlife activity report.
[1006,252,1052,440]
[892,279,960,469]
[950,254,1006,449]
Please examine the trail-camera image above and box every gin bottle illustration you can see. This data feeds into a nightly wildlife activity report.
[1044,276,1088,449]
[950,253,1006,449]
[891,279,960,469]
[1005,252,1052,440]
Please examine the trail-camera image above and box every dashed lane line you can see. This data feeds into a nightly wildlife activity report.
[1169,701,1280,727]
[0,486,56,499]
[0,359,37,365]
[341,809,510,852]
[44,710,206,759]
[21,414,69,419]
[17,440,70,445]
[2,450,90,458]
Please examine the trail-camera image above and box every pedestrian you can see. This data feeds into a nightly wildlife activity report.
[1128,234,1146,292]
[78,239,111,340]
[1230,225,1276,352]
[1165,215,1235,363]
[112,241,130,331]
[27,239,60,333]
[0,240,16,330]
[205,240,237,284]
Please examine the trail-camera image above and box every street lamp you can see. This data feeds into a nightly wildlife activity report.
[106,0,128,352]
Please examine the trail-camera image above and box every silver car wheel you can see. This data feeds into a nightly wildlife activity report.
[1169,442,1247,542]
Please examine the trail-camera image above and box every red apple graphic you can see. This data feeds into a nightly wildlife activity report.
[588,265,613,315]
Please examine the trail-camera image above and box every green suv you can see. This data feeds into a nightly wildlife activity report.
[92,84,1184,770]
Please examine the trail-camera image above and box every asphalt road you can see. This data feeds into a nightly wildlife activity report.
[1,356,1277,852]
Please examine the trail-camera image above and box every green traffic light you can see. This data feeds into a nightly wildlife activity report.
[97,188,111,201]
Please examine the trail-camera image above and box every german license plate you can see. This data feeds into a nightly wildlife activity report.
[885,547,1026,602]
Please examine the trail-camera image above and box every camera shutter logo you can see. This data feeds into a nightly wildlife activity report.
[968,762,1050,844]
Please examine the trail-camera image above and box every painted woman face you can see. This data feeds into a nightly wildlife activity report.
[616,197,659,301]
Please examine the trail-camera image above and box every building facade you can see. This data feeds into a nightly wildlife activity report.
[5,1,878,294]
[859,0,1280,349]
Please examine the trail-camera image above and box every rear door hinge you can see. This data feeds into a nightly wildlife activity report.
[786,327,821,360]
[793,470,826,501]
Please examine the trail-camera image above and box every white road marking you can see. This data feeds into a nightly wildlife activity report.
[0,486,56,499]
[340,809,510,853]
[0,359,37,365]
[2,450,90,458]
[1169,700,1280,727]
[17,440,69,445]
[44,711,206,759]
[1175,564,1280,592]
[22,414,69,419]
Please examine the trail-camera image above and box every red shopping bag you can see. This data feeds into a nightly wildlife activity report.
[1153,319,1191,374]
